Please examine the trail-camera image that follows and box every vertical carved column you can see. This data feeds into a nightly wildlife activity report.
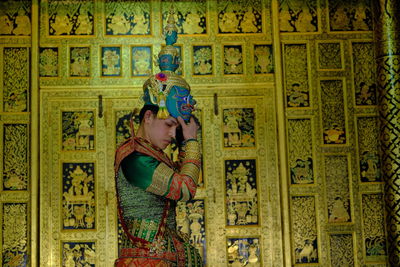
[373,1,400,265]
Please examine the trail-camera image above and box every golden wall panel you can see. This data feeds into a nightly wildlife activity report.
[0,0,389,266]
[319,78,347,145]
[279,0,319,33]
[317,41,344,71]
[0,1,32,37]
[2,47,30,113]
[283,43,311,108]
[361,193,386,263]
[291,195,318,264]
[324,154,352,224]
[2,123,29,191]
[328,233,355,266]
[351,41,377,106]
[287,118,314,185]
[356,116,381,183]
[1,202,29,266]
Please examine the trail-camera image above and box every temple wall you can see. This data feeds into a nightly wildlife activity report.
[0,0,386,266]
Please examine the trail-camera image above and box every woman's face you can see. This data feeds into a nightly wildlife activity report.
[145,112,179,150]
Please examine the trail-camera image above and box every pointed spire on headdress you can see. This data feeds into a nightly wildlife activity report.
[141,8,196,121]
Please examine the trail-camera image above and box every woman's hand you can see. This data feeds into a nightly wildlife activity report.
[177,116,199,141]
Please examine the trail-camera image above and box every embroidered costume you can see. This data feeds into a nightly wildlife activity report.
[114,137,202,266]
[114,12,202,267]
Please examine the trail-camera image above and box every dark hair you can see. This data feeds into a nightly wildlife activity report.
[138,105,159,122]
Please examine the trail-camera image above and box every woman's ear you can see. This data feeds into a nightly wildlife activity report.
[143,110,154,123]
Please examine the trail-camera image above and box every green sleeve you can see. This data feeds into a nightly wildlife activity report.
[120,152,160,189]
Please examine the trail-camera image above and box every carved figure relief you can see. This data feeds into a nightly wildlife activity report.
[176,200,207,265]
[48,0,94,36]
[218,0,262,34]
[40,47,59,77]
[225,160,258,226]
[69,47,90,77]
[325,155,351,223]
[62,111,95,151]
[254,44,273,74]
[227,237,260,266]
[3,48,29,112]
[287,119,314,185]
[162,0,207,35]
[62,163,96,230]
[279,0,318,32]
[105,0,150,35]
[115,110,137,147]
[223,108,255,148]
[328,0,372,31]
[223,45,244,75]
[320,80,346,145]
[3,124,28,191]
[193,45,213,76]
[291,196,318,264]
[362,194,386,260]
[101,46,121,77]
[2,203,28,267]
[352,42,377,105]
[357,117,381,182]
[131,46,152,77]
[62,242,96,267]
[283,44,310,108]
[0,0,31,36]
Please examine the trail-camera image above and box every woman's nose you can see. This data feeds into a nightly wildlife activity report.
[169,129,176,139]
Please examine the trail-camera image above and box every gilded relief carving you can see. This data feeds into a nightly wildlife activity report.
[223,108,255,148]
[223,45,244,75]
[62,111,95,151]
[225,159,258,226]
[48,0,94,36]
[39,47,59,77]
[193,45,213,76]
[320,79,346,145]
[329,233,354,266]
[161,0,207,35]
[3,124,28,191]
[253,44,273,74]
[3,47,29,112]
[283,44,310,108]
[291,196,318,264]
[0,0,31,36]
[2,203,28,267]
[62,162,96,230]
[362,194,386,261]
[23,0,388,266]
[352,42,377,106]
[101,46,121,77]
[279,0,318,32]
[105,0,151,36]
[328,0,372,31]
[324,155,351,223]
[69,47,90,77]
[115,109,137,147]
[62,241,96,266]
[287,119,314,185]
[217,0,262,34]
[357,116,381,182]
[131,46,153,77]
[317,42,342,70]
[176,199,207,265]
[227,237,260,266]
